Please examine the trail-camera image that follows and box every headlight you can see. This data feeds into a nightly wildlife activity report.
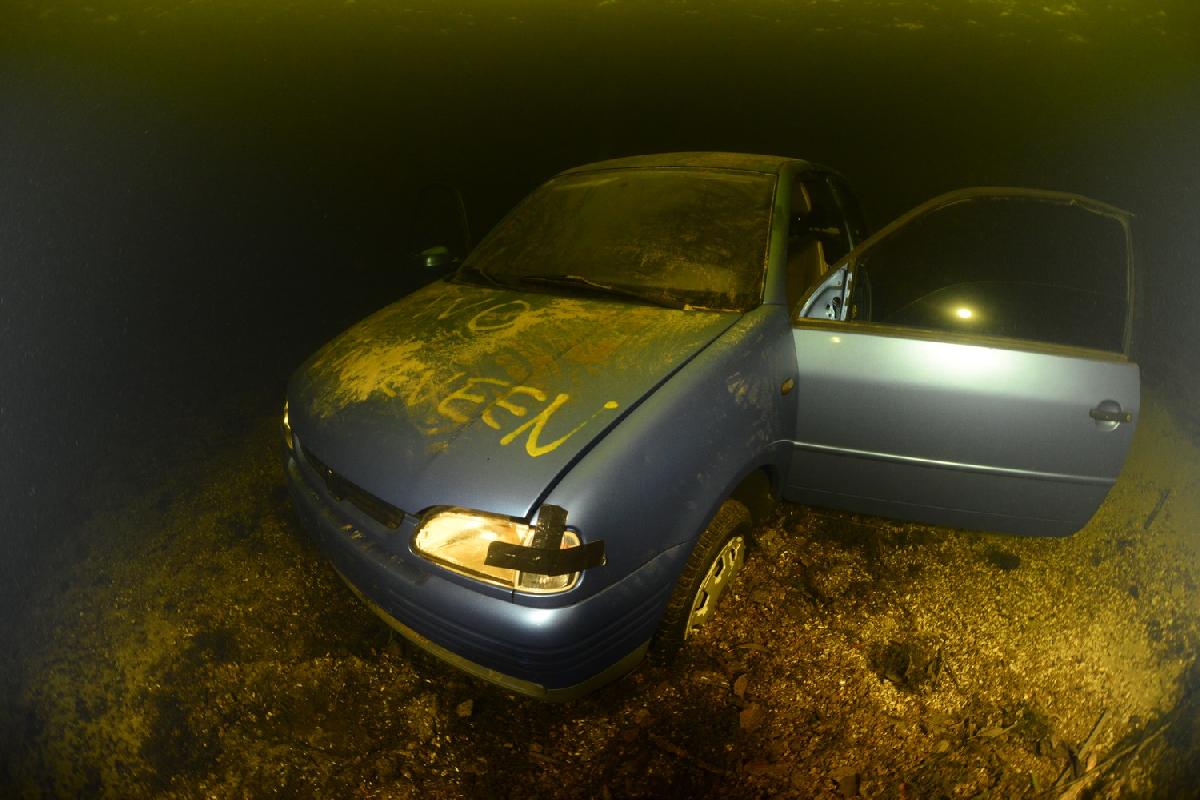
[282,400,293,449]
[413,509,581,594]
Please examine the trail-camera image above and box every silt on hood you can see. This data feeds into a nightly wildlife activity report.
[288,281,740,519]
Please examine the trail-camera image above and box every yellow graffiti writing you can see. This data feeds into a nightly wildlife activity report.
[386,368,460,409]
[433,295,495,321]
[436,377,511,423]
[499,393,591,458]
[411,292,532,333]
[468,301,531,332]
[482,385,547,430]
[433,374,619,458]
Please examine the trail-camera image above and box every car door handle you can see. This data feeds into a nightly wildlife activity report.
[1089,403,1132,424]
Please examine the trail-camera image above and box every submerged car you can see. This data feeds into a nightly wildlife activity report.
[282,152,1138,699]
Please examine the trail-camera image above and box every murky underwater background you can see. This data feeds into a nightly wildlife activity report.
[2,1,1199,796]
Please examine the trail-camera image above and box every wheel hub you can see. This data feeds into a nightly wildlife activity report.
[685,535,746,637]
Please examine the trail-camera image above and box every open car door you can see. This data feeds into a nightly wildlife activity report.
[784,188,1138,536]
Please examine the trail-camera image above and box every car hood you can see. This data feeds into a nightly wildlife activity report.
[288,280,741,519]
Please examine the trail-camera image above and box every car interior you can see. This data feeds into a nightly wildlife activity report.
[786,176,854,319]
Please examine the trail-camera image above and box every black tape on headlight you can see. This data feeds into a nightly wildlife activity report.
[485,539,606,576]
[484,504,606,576]
[529,503,568,549]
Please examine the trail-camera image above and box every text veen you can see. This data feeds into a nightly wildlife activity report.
[436,376,620,458]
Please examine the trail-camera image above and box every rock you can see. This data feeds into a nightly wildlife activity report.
[740,704,765,731]
[831,766,860,797]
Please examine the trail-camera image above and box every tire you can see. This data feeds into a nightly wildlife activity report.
[652,499,752,661]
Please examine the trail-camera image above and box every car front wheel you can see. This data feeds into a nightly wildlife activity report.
[653,499,751,660]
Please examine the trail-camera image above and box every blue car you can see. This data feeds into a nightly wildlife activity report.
[283,153,1139,699]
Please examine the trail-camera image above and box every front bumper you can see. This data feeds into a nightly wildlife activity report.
[284,448,684,698]
[340,574,648,701]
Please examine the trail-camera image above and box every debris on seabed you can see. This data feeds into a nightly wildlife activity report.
[2,388,1198,797]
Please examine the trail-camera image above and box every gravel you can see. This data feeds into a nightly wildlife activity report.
[2,385,1197,798]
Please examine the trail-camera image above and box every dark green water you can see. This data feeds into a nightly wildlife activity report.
[2,0,1198,626]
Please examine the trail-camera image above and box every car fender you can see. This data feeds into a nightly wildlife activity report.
[530,303,798,607]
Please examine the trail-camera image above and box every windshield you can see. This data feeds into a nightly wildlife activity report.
[459,168,775,311]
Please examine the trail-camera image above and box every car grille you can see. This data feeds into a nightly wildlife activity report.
[301,445,407,529]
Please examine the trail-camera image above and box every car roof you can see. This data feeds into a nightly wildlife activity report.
[559,152,804,176]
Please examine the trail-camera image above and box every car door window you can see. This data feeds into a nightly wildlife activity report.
[829,176,868,247]
[848,193,1131,353]
[784,175,856,313]
[784,182,824,312]
[802,177,853,264]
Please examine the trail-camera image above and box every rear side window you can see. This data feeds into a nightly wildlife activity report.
[849,196,1130,352]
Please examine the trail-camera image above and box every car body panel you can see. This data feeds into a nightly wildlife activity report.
[530,304,799,604]
[785,325,1139,535]
[286,455,689,691]
[285,301,799,691]
[288,279,741,520]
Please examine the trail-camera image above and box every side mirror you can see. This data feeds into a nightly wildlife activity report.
[409,183,472,275]
[417,245,460,271]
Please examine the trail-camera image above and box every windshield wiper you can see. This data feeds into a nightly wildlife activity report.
[518,274,684,309]
[453,262,511,288]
